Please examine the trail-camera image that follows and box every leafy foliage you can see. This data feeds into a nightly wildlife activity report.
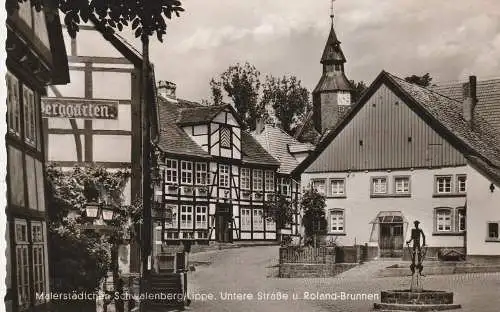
[210,62,311,134]
[350,80,368,104]
[404,73,433,87]
[263,194,295,229]
[7,0,184,40]
[261,75,311,135]
[210,62,266,130]
[300,188,327,242]
[45,165,142,292]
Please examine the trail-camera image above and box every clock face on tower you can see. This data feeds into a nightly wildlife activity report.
[337,92,351,106]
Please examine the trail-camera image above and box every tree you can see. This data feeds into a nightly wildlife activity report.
[261,75,311,135]
[210,62,266,130]
[300,188,327,246]
[45,165,142,308]
[404,73,433,87]
[263,195,295,230]
[350,80,368,104]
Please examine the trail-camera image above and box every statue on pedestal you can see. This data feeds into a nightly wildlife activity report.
[406,220,427,291]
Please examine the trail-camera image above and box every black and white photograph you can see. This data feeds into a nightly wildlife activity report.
[2,0,500,311]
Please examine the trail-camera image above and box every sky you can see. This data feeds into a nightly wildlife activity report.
[120,0,499,102]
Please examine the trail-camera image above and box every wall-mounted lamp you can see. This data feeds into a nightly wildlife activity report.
[490,183,495,193]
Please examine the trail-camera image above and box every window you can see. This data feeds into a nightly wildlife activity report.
[180,205,193,229]
[195,206,208,229]
[253,169,263,191]
[372,177,387,194]
[330,179,345,196]
[329,210,345,233]
[15,220,30,309]
[264,170,274,191]
[240,168,250,190]
[181,161,193,184]
[436,176,452,193]
[394,177,410,194]
[280,178,291,196]
[436,209,452,232]
[457,175,467,193]
[31,222,46,302]
[219,164,230,187]
[220,127,231,148]
[488,223,499,239]
[456,208,466,232]
[253,209,264,231]
[23,85,36,145]
[312,179,326,195]
[265,217,276,231]
[241,208,252,230]
[6,72,21,136]
[165,159,178,183]
[165,205,178,229]
[195,162,207,185]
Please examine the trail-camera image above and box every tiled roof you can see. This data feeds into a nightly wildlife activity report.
[240,131,280,167]
[253,125,305,174]
[321,25,346,64]
[157,97,211,158]
[430,78,500,133]
[387,73,500,170]
[313,72,352,93]
[157,97,278,166]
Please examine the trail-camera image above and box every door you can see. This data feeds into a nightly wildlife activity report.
[215,204,233,243]
[379,223,404,257]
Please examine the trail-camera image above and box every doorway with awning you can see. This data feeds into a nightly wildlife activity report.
[370,211,408,258]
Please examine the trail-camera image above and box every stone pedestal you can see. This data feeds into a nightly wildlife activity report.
[374,290,461,311]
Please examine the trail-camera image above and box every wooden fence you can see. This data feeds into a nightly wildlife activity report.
[279,246,331,264]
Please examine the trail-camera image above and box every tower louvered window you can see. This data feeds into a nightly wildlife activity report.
[220,127,231,148]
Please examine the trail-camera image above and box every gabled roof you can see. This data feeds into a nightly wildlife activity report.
[293,71,500,184]
[430,78,500,133]
[253,125,307,174]
[157,97,212,158]
[157,97,279,166]
[176,103,243,126]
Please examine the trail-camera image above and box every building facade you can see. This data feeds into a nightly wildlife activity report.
[153,84,300,251]
[295,72,500,260]
[42,24,151,277]
[5,1,69,311]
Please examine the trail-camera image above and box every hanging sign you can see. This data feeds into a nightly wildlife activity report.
[41,97,119,120]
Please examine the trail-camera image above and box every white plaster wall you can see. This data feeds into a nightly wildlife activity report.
[302,167,468,248]
[466,164,500,255]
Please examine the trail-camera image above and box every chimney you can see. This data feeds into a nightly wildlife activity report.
[158,80,177,99]
[255,117,265,134]
[462,75,477,126]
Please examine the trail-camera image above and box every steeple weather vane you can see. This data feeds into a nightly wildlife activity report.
[330,0,336,24]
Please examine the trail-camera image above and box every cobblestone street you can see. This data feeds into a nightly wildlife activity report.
[186,246,500,312]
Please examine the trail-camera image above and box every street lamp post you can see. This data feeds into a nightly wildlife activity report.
[83,201,122,312]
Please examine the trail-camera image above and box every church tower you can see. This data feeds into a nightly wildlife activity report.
[313,1,352,133]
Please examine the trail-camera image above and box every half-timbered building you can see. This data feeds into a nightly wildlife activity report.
[294,71,500,261]
[155,84,285,246]
[42,22,156,286]
[6,1,69,311]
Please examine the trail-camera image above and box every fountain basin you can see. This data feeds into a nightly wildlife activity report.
[373,290,461,311]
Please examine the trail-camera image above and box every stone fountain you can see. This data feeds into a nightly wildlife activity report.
[374,221,461,311]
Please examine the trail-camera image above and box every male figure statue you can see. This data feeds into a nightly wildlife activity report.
[406,220,426,275]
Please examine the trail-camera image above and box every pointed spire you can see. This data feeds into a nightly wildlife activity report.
[321,0,346,65]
